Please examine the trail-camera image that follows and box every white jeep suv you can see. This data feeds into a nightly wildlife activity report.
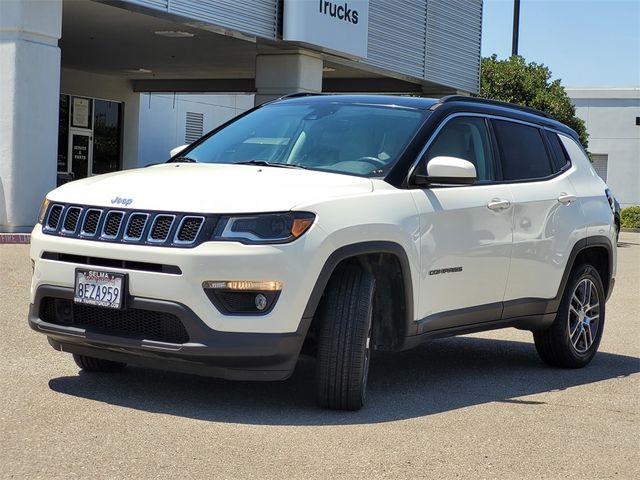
[29,95,617,410]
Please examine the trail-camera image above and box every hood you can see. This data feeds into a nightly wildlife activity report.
[49,163,373,213]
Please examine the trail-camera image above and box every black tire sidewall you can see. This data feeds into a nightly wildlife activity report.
[557,264,606,365]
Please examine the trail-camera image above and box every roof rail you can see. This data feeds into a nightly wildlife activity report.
[276,92,325,101]
[433,95,554,119]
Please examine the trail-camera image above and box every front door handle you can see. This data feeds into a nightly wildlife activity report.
[487,198,511,211]
[557,193,577,205]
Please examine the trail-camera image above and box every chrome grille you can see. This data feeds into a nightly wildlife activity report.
[41,203,213,247]
[175,217,204,243]
[82,209,102,235]
[149,215,175,242]
[46,205,64,230]
[125,213,148,240]
[103,211,124,238]
[62,207,82,233]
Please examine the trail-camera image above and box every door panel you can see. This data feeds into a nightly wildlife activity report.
[504,172,582,301]
[411,184,513,323]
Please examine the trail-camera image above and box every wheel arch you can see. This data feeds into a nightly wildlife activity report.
[302,241,414,351]
[553,236,614,310]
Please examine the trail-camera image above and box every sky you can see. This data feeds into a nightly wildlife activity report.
[481,0,640,87]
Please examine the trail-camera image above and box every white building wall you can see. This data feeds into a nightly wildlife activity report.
[568,88,640,208]
[138,93,254,166]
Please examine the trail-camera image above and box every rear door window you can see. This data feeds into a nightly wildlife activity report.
[492,120,554,181]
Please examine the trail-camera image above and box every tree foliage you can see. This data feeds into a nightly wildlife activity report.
[480,55,588,150]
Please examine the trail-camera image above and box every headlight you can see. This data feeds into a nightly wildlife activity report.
[37,198,50,224]
[213,212,315,244]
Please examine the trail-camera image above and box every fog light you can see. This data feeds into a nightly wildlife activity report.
[254,293,268,311]
[202,280,282,315]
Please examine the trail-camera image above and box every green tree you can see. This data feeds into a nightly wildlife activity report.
[480,55,588,150]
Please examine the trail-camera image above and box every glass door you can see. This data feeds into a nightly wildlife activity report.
[68,129,93,180]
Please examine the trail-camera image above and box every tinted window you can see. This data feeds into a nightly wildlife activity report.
[92,100,122,175]
[545,131,570,172]
[185,103,427,176]
[425,116,495,181]
[493,120,553,180]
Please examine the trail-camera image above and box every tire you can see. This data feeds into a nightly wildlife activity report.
[534,263,606,368]
[316,266,375,411]
[73,354,127,372]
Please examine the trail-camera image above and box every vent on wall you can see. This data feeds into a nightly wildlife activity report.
[185,112,204,144]
[591,154,608,182]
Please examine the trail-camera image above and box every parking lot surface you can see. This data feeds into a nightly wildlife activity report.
[1,233,638,479]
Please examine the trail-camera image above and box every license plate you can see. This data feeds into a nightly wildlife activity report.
[74,269,125,309]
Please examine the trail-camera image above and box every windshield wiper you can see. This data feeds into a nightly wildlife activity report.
[168,156,198,163]
[233,160,307,169]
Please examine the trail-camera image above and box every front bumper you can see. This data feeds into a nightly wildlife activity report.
[29,285,310,381]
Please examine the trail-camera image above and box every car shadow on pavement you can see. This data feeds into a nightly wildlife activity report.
[48,336,639,425]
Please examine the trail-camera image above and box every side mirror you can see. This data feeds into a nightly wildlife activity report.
[169,144,189,158]
[412,156,476,186]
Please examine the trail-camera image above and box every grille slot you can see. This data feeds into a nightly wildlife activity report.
[40,298,189,344]
[41,252,182,275]
[46,205,64,230]
[81,209,102,236]
[42,203,214,248]
[149,215,175,242]
[103,211,124,238]
[175,216,204,244]
[62,207,82,233]
[124,213,148,241]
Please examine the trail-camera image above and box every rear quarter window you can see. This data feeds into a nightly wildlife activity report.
[545,130,571,172]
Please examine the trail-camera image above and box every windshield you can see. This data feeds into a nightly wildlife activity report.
[180,102,428,176]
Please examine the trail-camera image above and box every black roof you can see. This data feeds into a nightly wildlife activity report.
[272,93,577,139]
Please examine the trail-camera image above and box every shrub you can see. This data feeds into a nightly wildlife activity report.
[620,206,640,229]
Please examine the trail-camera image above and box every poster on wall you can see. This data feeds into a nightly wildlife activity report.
[72,97,91,128]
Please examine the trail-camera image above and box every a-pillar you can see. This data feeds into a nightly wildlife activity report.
[0,0,62,232]
[254,51,323,106]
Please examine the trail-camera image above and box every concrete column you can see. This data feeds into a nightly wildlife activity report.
[254,51,323,106]
[0,0,62,232]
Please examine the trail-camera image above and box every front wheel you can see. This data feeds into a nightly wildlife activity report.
[534,263,606,368]
[316,266,375,411]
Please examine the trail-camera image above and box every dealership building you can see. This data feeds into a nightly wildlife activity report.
[567,87,640,209]
[1,0,483,232]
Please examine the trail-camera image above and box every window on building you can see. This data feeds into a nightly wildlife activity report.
[92,99,122,175]
[185,112,204,144]
[57,95,123,182]
[493,120,554,181]
[58,95,70,172]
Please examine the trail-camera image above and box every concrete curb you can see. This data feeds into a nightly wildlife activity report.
[0,234,31,244]
[620,228,640,233]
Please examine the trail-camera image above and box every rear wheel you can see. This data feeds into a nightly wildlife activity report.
[534,264,605,368]
[316,266,375,411]
[73,354,127,372]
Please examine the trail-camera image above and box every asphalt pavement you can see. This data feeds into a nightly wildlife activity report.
[1,233,638,479]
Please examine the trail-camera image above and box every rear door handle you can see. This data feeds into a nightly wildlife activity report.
[487,198,511,211]
[557,193,577,205]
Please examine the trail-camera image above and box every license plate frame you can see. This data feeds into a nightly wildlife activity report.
[74,268,127,310]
